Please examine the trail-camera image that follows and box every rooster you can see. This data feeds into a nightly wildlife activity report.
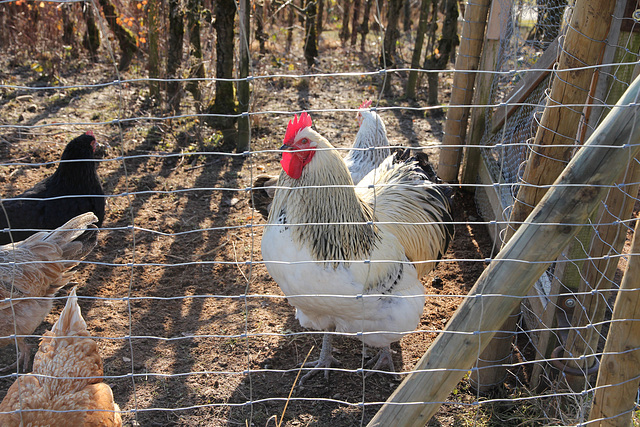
[0,288,122,426]
[344,99,392,184]
[261,112,453,381]
[252,101,391,218]
[0,212,98,371]
[0,131,105,245]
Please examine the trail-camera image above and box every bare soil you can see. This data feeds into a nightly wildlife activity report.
[0,36,495,426]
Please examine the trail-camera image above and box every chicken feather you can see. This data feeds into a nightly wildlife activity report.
[262,114,453,380]
[0,212,98,371]
[0,288,121,426]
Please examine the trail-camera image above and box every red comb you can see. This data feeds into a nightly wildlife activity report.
[86,130,94,137]
[283,112,313,145]
[359,100,373,109]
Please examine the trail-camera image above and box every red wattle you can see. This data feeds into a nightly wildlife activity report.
[281,150,315,179]
[281,151,304,179]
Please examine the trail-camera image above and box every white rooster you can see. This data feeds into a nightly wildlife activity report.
[261,112,453,382]
[343,99,392,184]
[252,100,392,218]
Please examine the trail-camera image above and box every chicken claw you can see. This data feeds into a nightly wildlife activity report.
[365,346,396,377]
[298,334,341,386]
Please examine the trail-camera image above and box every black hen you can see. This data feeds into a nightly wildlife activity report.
[0,132,105,245]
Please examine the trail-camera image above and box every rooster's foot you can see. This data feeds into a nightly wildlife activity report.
[365,346,396,377]
[298,334,340,386]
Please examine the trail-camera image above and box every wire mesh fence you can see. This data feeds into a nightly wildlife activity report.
[0,0,639,426]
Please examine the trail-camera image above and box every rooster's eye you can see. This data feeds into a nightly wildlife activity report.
[300,138,309,145]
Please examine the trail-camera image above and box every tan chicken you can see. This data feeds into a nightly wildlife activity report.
[0,288,122,426]
[0,212,98,371]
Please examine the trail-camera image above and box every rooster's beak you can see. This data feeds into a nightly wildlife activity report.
[280,144,292,151]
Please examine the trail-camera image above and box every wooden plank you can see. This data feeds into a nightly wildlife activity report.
[437,0,491,183]
[367,74,640,427]
[461,0,508,187]
[491,37,560,134]
[588,219,640,426]
[476,156,509,249]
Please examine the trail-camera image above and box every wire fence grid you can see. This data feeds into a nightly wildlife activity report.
[0,0,639,425]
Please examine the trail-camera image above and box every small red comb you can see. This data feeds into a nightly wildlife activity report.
[86,130,94,137]
[359,100,373,109]
[283,112,313,145]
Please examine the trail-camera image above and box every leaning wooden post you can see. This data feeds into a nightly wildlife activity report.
[473,0,616,391]
[588,219,640,426]
[437,0,491,183]
[367,74,640,427]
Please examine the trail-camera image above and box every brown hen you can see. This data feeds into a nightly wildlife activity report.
[0,212,98,371]
[0,287,121,426]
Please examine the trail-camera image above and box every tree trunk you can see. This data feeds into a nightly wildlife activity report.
[97,0,138,71]
[166,0,184,114]
[317,0,325,37]
[406,0,430,99]
[403,0,412,31]
[350,0,361,46]
[238,0,251,152]
[304,0,318,67]
[186,0,205,104]
[255,0,267,55]
[206,0,238,145]
[360,0,372,51]
[381,0,403,67]
[422,0,459,105]
[82,5,100,60]
[286,4,294,52]
[147,0,161,102]
[339,0,351,45]
[61,2,75,47]
[381,0,403,94]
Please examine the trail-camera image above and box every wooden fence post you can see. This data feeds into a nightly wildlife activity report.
[367,74,640,427]
[473,0,617,391]
[459,0,507,188]
[588,218,640,426]
[559,160,640,390]
[437,0,491,183]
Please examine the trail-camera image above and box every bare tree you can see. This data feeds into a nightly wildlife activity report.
[304,0,318,67]
[359,0,372,51]
[422,0,458,105]
[166,0,184,113]
[350,0,361,46]
[238,0,251,151]
[97,0,138,70]
[206,0,238,146]
[317,0,325,37]
[406,0,430,99]
[147,0,161,102]
[381,0,403,94]
[339,0,351,44]
[186,0,205,104]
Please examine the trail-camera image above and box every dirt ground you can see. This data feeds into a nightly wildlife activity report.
[0,35,499,426]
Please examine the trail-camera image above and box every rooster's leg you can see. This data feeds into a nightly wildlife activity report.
[365,346,395,376]
[298,333,340,386]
